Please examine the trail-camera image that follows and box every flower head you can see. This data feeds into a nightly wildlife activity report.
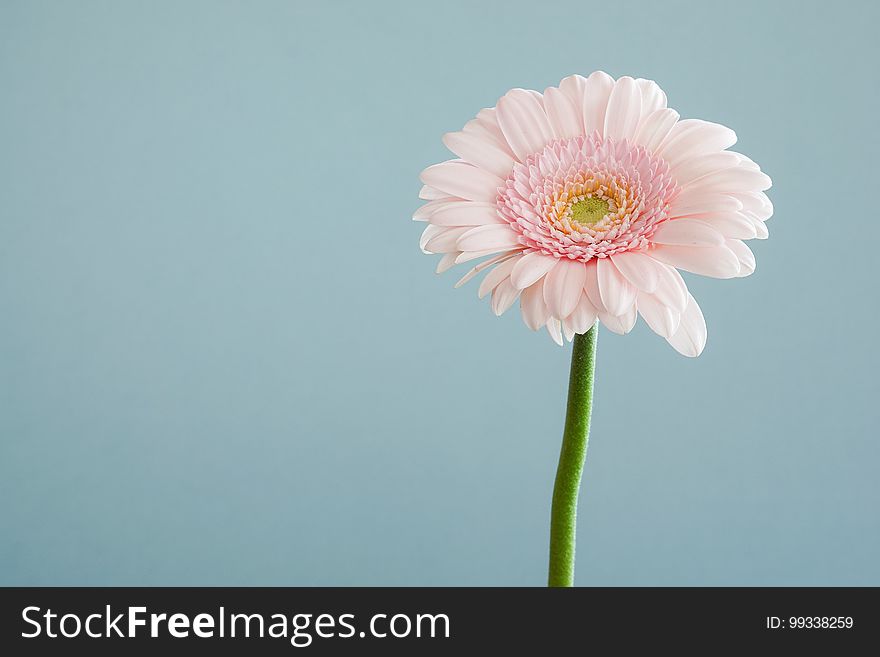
[415,72,772,356]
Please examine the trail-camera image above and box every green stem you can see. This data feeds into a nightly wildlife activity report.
[548,323,598,587]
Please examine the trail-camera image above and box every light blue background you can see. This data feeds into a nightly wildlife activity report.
[1,0,878,586]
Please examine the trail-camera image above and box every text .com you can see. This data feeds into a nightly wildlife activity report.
[22,606,450,647]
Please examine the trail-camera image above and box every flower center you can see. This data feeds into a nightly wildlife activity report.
[569,197,610,228]
[496,133,679,261]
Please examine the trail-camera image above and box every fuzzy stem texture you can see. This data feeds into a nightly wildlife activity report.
[548,324,598,587]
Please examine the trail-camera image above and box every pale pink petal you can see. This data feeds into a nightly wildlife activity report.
[734,191,773,221]
[667,294,707,357]
[637,291,680,338]
[454,252,520,288]
[650,244,741,279]
[734,153,760,170]
[610,251,659,293]
[636,78,667,116]
[413,198,462,221]
[656,119,737,167]
[419,185,450,200]
[692,211,757,239]
[669,192,743,218]
[520,280,551,330]
[650,219,725,247]
[478,256,519,299]
[726,239,756,277]
[562,320,576,343]
[543,259,588,318]
[620,305,638,332]
[420,161,502,202]
[543,86,582,140]
[682,166,772,195]
[597,257,637,316]
[442,130,516,179]
[651,262,689,313]
[583,261,606,313]
[495,89,555,162]
[436,252,459,274]
[632,108,679,152]
[672,151,741,187]
[456,224,521,252]
[510,251,558,289]
[430,203,505,226]
[420,224,444,253]
[599,305,637,335]
[604,76,642,141]
[425,226,471,253]
[546,317,564,346]
[557,74,588,133]
[582,71,615,137]
[455,248,518,264]
[462,109,515,157]
[565,294,598,335]
[491,278,520,316]
[750,216,769,239]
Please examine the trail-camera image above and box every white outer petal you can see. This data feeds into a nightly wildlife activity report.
[510,251,558,289]
[656,119,737,168]
[491,278,520,316]
[597,257,637,316]
[726,239,756,277]
[565,294,598,335]
[430,203,504,227]
[632,108,679,152]
[683,167,772,195]
[666,294,707,357]
[651,261,689,313]
[413,198,463,222]
[599,305,637,335]
[603,76,642,141]
[557,74,588,134]
[546,317,564,346]
[669,192,743,218]
[454,252,519,288]
[456,224,521,252]
[442,131,516,179]
[583,261,606,313]
[543,86,582,140]
[610,251,660,293]
[672,152,741,187]
[419,185,450,200]
[420,160,502,202]
[650,219,725,247]
[750,217,769,239]
[420,224,444,253]
[543,259,587,319]
[463,109,515,156]
[495,89,555,163]
[478,256,520,299]
[686,211,757,240]
[436,252,459,273]
[425,226,471,253]
[650,244,741,279]
[734,192,773,221]
[637,291,680,338]
[582,71,615,137]
[636,78,667,116]
[520,280,551,330]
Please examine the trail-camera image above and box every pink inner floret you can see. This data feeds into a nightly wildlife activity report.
[496,132,679,262]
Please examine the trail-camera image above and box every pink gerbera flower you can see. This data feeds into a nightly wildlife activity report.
[415,72,772,356]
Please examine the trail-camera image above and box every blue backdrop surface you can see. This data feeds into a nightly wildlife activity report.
[1,0,878,585]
